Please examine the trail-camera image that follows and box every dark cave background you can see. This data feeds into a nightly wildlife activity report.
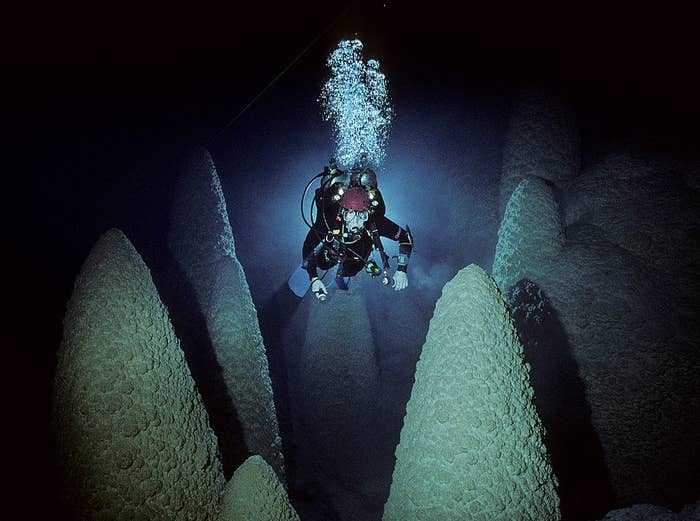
[7,1,699,519]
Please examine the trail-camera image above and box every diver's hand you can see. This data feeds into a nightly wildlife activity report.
[311,278,328,301]
[392,271,408,291]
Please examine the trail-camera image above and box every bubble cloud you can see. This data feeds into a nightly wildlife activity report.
[319,39,393,168]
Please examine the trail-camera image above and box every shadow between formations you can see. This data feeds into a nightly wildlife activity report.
[507,279,614,521]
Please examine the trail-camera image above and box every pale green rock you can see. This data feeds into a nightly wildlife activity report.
[383,264,560,521]
[218,456,300,521]
[53,228,225,521]
[493,177,564,293]
[168,146,283,478]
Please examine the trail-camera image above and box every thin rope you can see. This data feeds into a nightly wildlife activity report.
[209,5,351,142]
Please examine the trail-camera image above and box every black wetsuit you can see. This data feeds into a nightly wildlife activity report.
[302,184,412,280]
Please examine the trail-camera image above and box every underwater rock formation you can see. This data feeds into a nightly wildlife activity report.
[53,228,225,520]
[571,152,700,275]
[505,278,613,519]
[499,90,580,216]
[218,455,300,521]
[494,142,700,510]
[598,499,700,521]
[167,146,283,479]
[290,279,384,520]
[383,264,559,521]
[492,177,564,291]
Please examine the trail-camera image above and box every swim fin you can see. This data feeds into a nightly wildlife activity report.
[288,265,310,297]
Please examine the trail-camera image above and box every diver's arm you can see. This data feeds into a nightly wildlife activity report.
[302,250,320,280]
[396,229,413,273]
[375,216,414,273]
[302,225,323,260]
[373,215,413,291]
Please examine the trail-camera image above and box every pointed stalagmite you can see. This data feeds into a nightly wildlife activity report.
[492,177,564,293]
[383,264,559,521]
[218,456,300,521]
[291,280,383,519]
[168,146,283,478]
[53,228,225,521]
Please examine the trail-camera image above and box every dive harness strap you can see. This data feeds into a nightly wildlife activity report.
[368,222,393,285]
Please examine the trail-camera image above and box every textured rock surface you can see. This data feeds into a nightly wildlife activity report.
[493,177,564,291]
[168,146,283,478]
[493,143,700,510]
[570,152,700,275]
[499,91,580,216]
[383,264,559,521]
[595,499,700,520]
[218,455,300,521]
[288,278,384,521]
[53,228,226,520]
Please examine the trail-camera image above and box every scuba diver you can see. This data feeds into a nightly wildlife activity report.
[296,153,414,302]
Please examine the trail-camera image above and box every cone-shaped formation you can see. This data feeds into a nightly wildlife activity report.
[53,228,225,520]
[493,177,564,292]
[168,146,283,478]
[218,455,300,521]
[383,264,559,521]
[500,91,580,216]
[290,281,383,519]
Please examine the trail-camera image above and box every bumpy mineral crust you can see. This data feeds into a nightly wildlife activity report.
[218,456,300,521]
[493,177,564,292]
[53,228,225,520]
[168,146,283,478]
[383,264,560,521]
[493,142,700,507]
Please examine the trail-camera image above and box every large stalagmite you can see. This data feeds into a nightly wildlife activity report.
[290,279,383,520]
[53,228,225,521]
[167,146,283,478]
[383,264,560,521]
[218,456,300,521]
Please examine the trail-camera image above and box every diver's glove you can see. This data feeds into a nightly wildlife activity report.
[392,271,408,291]
[311,277,328,301]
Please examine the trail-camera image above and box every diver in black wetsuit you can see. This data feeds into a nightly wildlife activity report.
[301,155,413,301]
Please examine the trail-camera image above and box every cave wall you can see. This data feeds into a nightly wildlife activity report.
[493,99,700,509]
